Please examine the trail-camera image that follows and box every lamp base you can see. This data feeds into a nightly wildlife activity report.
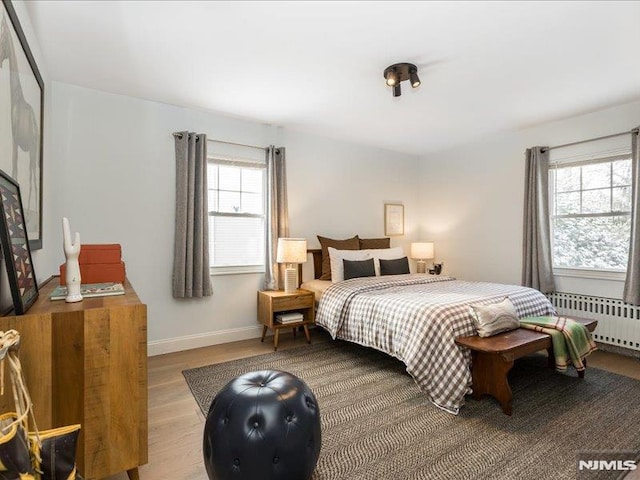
[416,260,426,274]
[283,266,298,293]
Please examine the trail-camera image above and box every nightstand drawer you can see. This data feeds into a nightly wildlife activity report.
[272,294,314,311]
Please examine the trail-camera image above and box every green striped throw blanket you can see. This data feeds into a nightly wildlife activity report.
[520,316,597,372]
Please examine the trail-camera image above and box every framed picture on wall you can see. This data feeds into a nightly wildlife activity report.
[384,203,404,236]
[0,168,38,314]
[0,0,44,250]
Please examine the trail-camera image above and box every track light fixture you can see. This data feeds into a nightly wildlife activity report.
[383,63,420,97]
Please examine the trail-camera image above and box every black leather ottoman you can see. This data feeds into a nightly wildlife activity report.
[203,370,321,480]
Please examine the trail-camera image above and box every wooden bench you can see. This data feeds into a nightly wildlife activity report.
[455,317,597,415]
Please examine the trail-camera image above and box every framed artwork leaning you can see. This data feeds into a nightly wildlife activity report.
[0,0,45,250]
[0,168,38,314]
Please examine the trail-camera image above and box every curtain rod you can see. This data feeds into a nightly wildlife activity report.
[172,132,266,151]
[542,128,638,153]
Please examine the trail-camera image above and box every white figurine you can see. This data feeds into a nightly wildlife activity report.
[63,217,82,303]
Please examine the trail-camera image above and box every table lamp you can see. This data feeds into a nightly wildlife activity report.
[410,242,434,274]
[276,238,307,293]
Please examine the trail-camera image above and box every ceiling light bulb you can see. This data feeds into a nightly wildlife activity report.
[385,70,398,86]
[393,84,401,97]
[410,69,421,88]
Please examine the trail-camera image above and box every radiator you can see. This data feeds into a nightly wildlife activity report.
[547,292,640,352]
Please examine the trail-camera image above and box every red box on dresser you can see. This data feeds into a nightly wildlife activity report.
[59,244,125,285]
[59,262,126,285]
[78,244,122,264]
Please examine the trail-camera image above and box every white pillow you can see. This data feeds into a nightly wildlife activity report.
[469,297,520,337]
[360,247,405,276]
[328,247,372,283]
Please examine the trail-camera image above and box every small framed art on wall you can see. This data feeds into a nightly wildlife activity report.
[384,203,404,236]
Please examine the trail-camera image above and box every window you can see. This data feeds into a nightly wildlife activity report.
[208,144,266,274]
[549,155,631,272]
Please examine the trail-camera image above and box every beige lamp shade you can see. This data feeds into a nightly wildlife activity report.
[411,242,434,274]
[276,238,308,264]
[410,242,434,260]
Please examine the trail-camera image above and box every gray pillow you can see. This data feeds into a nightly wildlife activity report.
[469,297,520,337]
[343,258,376,280]
[379,256,410,276]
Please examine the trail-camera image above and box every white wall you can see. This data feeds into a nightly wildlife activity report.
[285,130,421,271]
[49,82,420,354]
[418,100,640,299]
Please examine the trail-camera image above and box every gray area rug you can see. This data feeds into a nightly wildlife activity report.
[183,341,640,480]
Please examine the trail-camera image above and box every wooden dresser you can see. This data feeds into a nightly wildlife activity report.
[0,277,148,480]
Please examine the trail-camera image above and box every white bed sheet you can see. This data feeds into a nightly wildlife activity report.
[300,279,332,303]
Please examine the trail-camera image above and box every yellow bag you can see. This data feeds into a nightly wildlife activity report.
[0,330,81,480]
[30,425,81,480]
[0,411,35,479]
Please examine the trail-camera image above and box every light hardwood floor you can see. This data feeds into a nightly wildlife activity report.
[106,330,639,480]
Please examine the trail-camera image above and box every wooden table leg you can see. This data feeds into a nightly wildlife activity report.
[274,328,280,351]
[261,325,268,343]
[547,347,555,369]
[578,358,587,379]
[471,352,515,415]
[127,467,140,480]
[303,324,311,344]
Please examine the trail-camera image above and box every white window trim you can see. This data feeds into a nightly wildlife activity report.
[549,152,631,276]
[552,267,626,282]
[208,153,267,275]
[549,152,630,169]
[210,265,265,276]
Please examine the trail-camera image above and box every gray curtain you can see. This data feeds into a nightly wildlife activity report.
[264,146,289,290]
[623,128,640,305]
[172,132,213,298]
[522,146,556,293]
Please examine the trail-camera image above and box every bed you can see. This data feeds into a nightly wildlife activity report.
[301,249,556,414]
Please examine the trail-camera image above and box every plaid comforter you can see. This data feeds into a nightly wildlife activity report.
[315,274,556,414]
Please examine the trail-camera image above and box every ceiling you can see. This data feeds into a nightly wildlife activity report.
[25,1,640,156]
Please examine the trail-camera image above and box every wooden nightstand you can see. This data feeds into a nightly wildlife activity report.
[257,289,315,350]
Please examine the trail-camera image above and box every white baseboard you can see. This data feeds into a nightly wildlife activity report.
[148,325,265,356]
